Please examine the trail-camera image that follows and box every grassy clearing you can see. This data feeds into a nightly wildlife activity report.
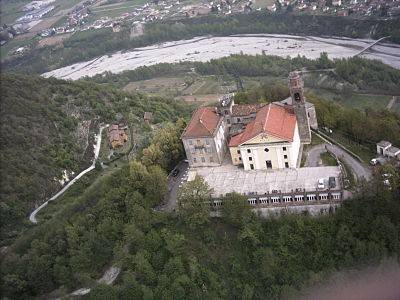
[253,0,275,9]
[194,76,221,95]
[90,0,147,19]
[0,37,32,60]
[331,132,375,162]
[124,76,187,95]
[321,152,338,166]
[343,94,392,110]
[123,75,227,100]
[310,88,392,111]
[0,0,31,24]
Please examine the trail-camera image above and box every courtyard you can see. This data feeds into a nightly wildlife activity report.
[190,163,342,197]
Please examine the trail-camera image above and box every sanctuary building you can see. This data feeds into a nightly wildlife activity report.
[181,71,317,170]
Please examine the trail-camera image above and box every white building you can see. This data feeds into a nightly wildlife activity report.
[377,140,400,159]
[229,104,301,170]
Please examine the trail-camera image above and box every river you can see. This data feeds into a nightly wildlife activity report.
[43,34,400,80]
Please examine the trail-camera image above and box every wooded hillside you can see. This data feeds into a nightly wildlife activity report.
[0,73,192,244]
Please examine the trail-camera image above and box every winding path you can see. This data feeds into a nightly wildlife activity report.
[68,266,121,297]
[305,141,372,181]
[29,125,109,224]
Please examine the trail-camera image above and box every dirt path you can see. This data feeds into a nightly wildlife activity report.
[386,96,397,110]
[29,125,109,223]
[68,266,121,297]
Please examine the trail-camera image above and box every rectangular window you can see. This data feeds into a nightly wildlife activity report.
[237,150,240,154]
[249,157,253,161]
[189,140,193,145]
[239,157,242,161]
[196,139,201,146]
[285,162,289,168]
[237,118,241,122]
[247,149,251,153]
[210,157,214,163]
[227,119,231,124]
[201,157,205,163]
[266,160,272,169]
[284,155,288,159]
[283,147,287,151]
[193,157,197,163]
[250,164,254,170]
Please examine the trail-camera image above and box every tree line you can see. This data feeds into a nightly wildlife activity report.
[90,54,400,96]
[1,143,399,299]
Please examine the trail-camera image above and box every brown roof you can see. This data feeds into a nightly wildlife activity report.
[232,103,266,117]
[229,104,297,147]
[144,112,153,120]
[182,107,222,138]
[109,125,127,143]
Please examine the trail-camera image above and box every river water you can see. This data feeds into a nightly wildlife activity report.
[43,34,400,80]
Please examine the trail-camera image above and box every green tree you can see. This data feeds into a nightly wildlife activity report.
[177,176,213,229]
[87,284,119,300]
[221,192,251,227]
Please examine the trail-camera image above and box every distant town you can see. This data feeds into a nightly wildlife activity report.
[1,0,399,54]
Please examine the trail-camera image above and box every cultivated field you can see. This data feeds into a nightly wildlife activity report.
[37,33,72,48]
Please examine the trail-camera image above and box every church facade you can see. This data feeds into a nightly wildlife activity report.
[181,71,316,169]
[228,104,301,170]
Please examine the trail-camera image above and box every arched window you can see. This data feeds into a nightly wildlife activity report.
[264,148,269,152]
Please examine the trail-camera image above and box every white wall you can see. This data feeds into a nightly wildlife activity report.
[289,123,301,168]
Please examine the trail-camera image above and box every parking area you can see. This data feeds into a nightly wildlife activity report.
[191,164,342,197]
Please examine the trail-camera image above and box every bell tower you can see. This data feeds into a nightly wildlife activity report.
[289,71,311,144]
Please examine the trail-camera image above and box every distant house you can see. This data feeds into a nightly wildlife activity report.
[377,140,400,159]
[108,124,128,149]
[143,112,153,124]
[266,4,277,12]
[337,9,349,16]
[112,22,121,32]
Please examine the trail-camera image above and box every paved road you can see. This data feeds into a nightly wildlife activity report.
[29,125,109,223]
[306,143,372,181]
[156,161,189,212]
[327,144,372,180]
[305,144,327,167]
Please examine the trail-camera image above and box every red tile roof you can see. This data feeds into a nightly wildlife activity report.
[182,107,222,138]
[232,103,266,117]
[229,104,296,147]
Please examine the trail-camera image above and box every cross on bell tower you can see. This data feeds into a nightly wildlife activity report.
[289,71,311,144]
